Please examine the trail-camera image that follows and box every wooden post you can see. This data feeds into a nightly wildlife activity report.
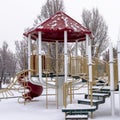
[63,83,67,108]
[69,82,72,104]
[46,73,48,109]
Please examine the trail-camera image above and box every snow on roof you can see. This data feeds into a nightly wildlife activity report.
[24,11,91,42]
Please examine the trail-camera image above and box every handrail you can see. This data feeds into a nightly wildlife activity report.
[0,69,35,100]
[72,82,88,91]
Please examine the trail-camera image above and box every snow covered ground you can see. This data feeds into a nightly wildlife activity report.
[0,87,120,120]
[0,95,64,120]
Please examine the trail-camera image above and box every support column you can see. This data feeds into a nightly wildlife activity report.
[75,40,78,56]
[88,45,93,118]
[57,77,64,107]
[28,34,31,81]
[117,41,120,114]
[75,40,78,74]
[86,35,89,56]
[86,35,89,96]
[38,32,42,82]
[62,31,68,107]
[88,45,92,83]
[55,41,59,108]
[109,43,115,116]
[64,31,68,82]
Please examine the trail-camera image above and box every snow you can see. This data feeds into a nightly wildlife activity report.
[91,93,109,96]
[79,98,102,103]
[92,86,110,90]
[66,114,88,118]
[0,96,64,120]
[63,103,96,110]
[0,85,120,120]
[63,17,69,28]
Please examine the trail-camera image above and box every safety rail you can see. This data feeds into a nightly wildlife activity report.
[17,69,35,104]
[0,69,35,104]
[63,80,88,108]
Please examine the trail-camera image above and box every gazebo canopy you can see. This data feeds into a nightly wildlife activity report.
[24,11,91,42]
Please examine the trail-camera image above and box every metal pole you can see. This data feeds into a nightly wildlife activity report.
[88,45,93,118]
[28,34,31,81]
[56,41,58,108]
[88,45,92,82]
[109,43,115,116]
[75,40,78,56]
[38,32,42,82]
[75,40,78,75]
[117,40,120,114]
[64,31,67,82]
[86,35,89,96]
[86,35,89,56]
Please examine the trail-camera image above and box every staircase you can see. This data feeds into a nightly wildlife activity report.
[78,86,110,109]
[62,85,111,120]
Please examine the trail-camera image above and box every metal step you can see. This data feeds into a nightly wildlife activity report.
[78,98,104,104]
[78,98,104,109]
[66,114,88,120]
[92,90,111,96]
[85,93,109,97]
[62,104,97,114]
[92,86,110,92]
[85,93,109,102]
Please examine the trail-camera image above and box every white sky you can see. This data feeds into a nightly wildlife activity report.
[0,0,120,52]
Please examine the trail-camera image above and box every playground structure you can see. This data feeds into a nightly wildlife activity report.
[17,70,43,101]
[23,11,120,118]
[0,70,43,103]
[23,11,92,108]
[0,11,120,119]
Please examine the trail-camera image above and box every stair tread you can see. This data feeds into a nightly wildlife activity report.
[66,114,88,118]
[86,93,109,96]
[93,90,110,92]
[78,98,102,103]
[92,86,110,90]
[62,104,96,111]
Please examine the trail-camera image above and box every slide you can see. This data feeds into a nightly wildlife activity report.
[18,74,43,101]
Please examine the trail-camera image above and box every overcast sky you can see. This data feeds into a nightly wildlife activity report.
[0,0,120,52]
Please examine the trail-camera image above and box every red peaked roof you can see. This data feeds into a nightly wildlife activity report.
[24,11,91,42]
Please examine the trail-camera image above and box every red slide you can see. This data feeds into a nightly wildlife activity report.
[18,75,43,101]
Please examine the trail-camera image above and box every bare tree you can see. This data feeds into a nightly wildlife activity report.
[103,47,117,62]
[81,8,109,57]
[34,0,65,73]
[15,37,28,71]
[35,0,64,24]
[0,42,16,88]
